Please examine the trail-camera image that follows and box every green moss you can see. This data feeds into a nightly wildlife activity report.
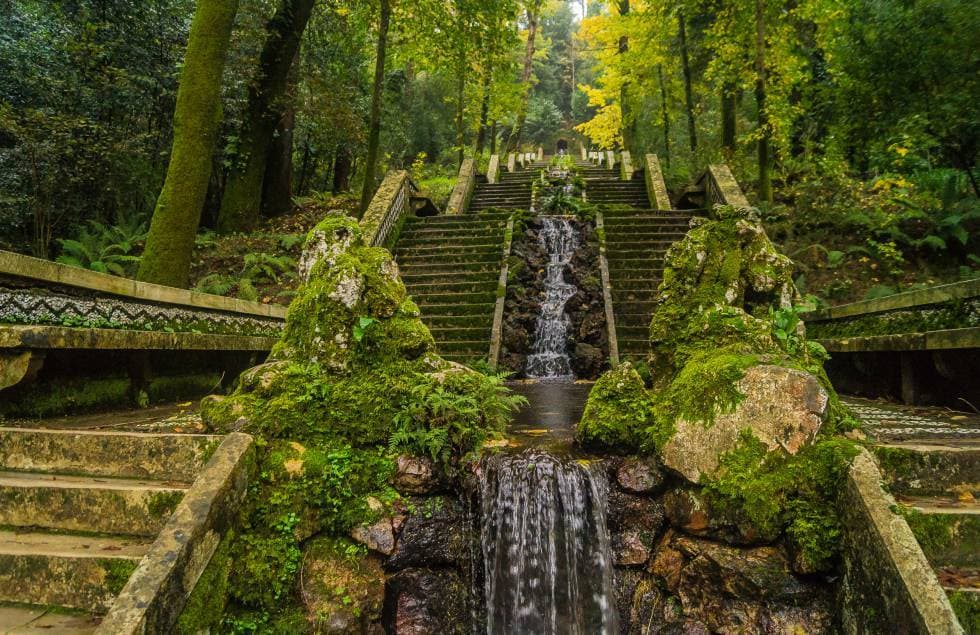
[176,532,234,635]
[147,490,183,519]
[578,363,653,449]
[702,431,861,571]
[102,558,139,595]
[652,348,757,429]
[948,590,980,634]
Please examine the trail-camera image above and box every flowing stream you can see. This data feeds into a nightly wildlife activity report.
[525,217,579,379]
[479,450,618,635]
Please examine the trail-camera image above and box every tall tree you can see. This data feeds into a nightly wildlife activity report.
[137,0,239,287]
[678,11,697,153]
[616,0,634,150]
[216,0,314,233]
[261,46,300,217]
[507,0,543,152]
[755,0,772,203]
[359,0,392,214]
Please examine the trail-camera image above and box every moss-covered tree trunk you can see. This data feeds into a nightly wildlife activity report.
[658,65,672,170]
[137,0,239,288]
[507,0,542,153]
[359,0,392,216]
[216,0,314,233]
[475,67,491,156]
[755,0,773,204]
[721,82,737,159]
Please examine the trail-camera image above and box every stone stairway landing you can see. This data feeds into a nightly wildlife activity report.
[0,427,219,630]
[394,212,510,364]
[603,209,694,359]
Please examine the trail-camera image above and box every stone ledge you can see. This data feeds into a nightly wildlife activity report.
[817,326,980,352]
[806,278,980,322]
[0,250,286,320]
[0,324,278,351]
[95,432,254,635]
[644,154,671,210]
[838,448,963,633]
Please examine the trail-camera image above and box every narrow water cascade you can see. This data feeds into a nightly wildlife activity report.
[479,450,619,635]
[525,217,579,379]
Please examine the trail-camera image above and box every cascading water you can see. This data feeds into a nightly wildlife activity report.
[479,450,618,635]
[525,217,579,379]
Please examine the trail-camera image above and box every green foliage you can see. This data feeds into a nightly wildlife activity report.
[578,362,653,450]
[194,251,295,300]
[56,213,147,276]
[703,432,861,572]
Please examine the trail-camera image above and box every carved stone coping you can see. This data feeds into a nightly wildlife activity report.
[0,251,285,320]
[487,154,500,184]
[644,154,672,210]
[446,158,477,215]
[806,278,980,322]
[838,448,963,633]
[488,217,515,368]
[96,432,255,635]
[595,211,620,366]
[361,170,416,247]
[697,164,750,208]
[0,324,278,352]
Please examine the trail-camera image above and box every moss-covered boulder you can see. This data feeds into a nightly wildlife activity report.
[300,538,385,634]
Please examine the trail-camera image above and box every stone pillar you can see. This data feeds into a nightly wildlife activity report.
[606,150,616,169]
[507,153,516,172]
[620,151,633,181]
[446,158,476,215]
[537,147,544,161]
[644,154,672,210]
[487,154,500,184]
[580,144,587,161]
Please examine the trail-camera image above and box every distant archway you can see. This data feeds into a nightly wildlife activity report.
[556,138,569,154]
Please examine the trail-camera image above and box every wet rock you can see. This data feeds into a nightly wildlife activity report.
[393,455,439,495]
[382,568,471,634]
[571,342,604,378]
[614,568,644,631]
[351,517,396,556]
[385,496,469,569]
[661,365,828,483]
[662,487,773,545]
[648,531,685,593]
[616,457,666,494]
[301,538,385,634]
[608,491,667,534]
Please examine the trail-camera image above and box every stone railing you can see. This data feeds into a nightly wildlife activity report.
[698,164,750,207]
[446,158,477,215]
[487,154,501,184]
[0,250,286,390]
[507,153,516,172]
[644,154,672,209]
[620,151,634,181]
[606,150,616,170]
[580,144,588,161]
[361,169,417,247]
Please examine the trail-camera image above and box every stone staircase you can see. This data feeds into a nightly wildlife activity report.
[603,209,693,360]
[469,168,538,211]
[0,427,217,632]
[394,212,510,364]
[864,423,980,627]
[587,178,649,207]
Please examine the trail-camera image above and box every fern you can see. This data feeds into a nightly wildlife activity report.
[56,215,147,277]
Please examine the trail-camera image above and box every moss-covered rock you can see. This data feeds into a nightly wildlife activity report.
[300,538,385,634]
[577,362,653,449]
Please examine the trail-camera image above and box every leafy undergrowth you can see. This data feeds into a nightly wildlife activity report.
[761,165,980,306]
[188,194,359,305]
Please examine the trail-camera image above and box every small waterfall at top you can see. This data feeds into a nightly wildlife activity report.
[479,450,618,635]
[525,217,579,379]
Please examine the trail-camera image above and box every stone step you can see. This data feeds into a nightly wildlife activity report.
[396,237,503,249]
[395,246,502,260]
[0,529,150,613]
[608,240,683,251]
[404,213,511,225]
[403,280,498,295]
[0,605,102,633]
[402,271,498,285]
[435,340,490,354]
[873,442,980,497]
[0,428,219,483]
[422,315,494,329]
[608,269,665,282]
[429,327,492,342]
[613,301,658,314]
[0,471,187,537]
[399,227,505,240]
[399,261,501,274]
[413,291,497,305]
[411,302,495,317]
[900,495,980,570]
[617,339,649,353]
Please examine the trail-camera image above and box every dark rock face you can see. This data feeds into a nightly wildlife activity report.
[500,218,608,379]
[662,487,775,546]
[382,568,471,634]
[616,457,667,494]
[385,496,469,570]
[393,455,440,495]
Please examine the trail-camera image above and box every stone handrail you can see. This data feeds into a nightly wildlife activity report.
[361,169,417,247]
[644,154,672,209]
[620,151,633,181]
[606,150,616,170]
[488,218,516,368]
[507,153,516,172]
[805,278,980,323]
[698,164,750,207]
[487,154,501,184]
[580,144,587,161]
[446,158,477,215]
[595,211,620,366]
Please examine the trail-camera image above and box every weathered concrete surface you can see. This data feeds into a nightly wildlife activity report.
[0,324,277,351]
[0,471,188,537]
[96,432,254,635]
[643,154,671,209]
[594,211,620,366]
[488,218,514,368]
[838,448,963,634]
[661,365,828,483]
[0,428,220,482]
[0,605,102,634]
[874,443,980,497]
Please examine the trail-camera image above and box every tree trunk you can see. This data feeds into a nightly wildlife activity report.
[721,81,737,159]
[456,46,466,167]
[507,0,542,153]
[617,1,635,151]
[678,12,697,153]
[755,0,772,203]
[261,46,300,217]
[658,65,671,170]
[333,146,353,194]
[216,0,314,233]
[359,0,391,214]
[296,140,312,196]
[475,68,492,156]
[138,0,239,288]
[490,119,498,155]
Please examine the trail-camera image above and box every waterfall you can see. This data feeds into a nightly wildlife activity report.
[479,450,618,635]
[525,217,579,379]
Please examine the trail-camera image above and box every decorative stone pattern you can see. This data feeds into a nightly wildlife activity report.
[847,397,980,440]
[0,286,283,337]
